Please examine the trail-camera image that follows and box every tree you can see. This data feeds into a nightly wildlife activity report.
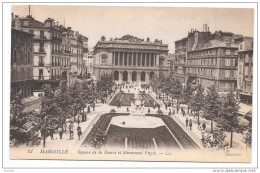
[180,82,195,114]
[40,84,61,147]
[190,84,205,125]
[217,90,240,147]
[204,85,221,133]
[243,121,252,148]
[67,81,85,121]
[10,90,41,146]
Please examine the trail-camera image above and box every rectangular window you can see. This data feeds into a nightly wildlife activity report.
[226,50,231,56]
[39,69,43,79]
[27,52,30,64]
[225,70,230,78]
[40,30,44,38]
[234,70,237,78]
[225,59,230,66]
[244,65,249,76]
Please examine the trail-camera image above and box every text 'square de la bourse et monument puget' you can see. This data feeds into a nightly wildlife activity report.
[93,35,169,84]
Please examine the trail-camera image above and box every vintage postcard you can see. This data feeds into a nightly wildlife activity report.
[9,5,254,162]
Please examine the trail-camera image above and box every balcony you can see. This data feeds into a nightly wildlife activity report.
[187,72,197,77]
[34,48,46,55]
[40,35,47,39]
[38,62,45,67]
[64,50,71,54]
[38,76,44,80]
[61,65,71,70]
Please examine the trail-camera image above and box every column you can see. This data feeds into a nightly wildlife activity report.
[119,71,123,82]
[112,52,114,65]
[119,52,121,65]
[155,54,157,66]
[148,53,150,66]
[131,52,133,66]
[128,71,132,83]
[144,53,146,66]
[125,52,128,66]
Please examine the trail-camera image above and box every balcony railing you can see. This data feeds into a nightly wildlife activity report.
[38,62,44,66]
[38,76,44,80]
[38,48,45,53]
[40,35,47,39]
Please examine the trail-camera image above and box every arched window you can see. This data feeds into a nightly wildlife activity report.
[123,71,128,82]
[141,71,146,82]
[132,71,137,81]
[114,71,119,80]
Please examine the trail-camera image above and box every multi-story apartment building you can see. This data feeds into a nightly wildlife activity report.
[93,35,169,83]
[84,50,94,75]
[19,16,67,92]
[186,42,238,92]
[167,53,175,77]
[11,15,34,100]
[237,37,253,104]
[19,15,88,90]
[174,25,211,84]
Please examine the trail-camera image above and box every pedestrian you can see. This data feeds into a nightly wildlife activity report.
[165,103,168,110]
[119,101,121,108]
[197,124,202,130]
[202,122,206,130]
[77,125,82,140]
[172,108,175,115]
[189,119,192,130]
[186,118,189,127]
[181,107,185,117]
[127,107,129,112]
[63,123,67,134]
[168,109,171,116]
[69,122,73,140]
[50,128,54,140]
[87,104,90,113]
[177,105,179,114]
[77,115,80,125]
[148,108,150,114]
[92,102,95,111]
[58,126,63,139]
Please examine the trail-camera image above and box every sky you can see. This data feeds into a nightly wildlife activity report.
[12,5,254,53]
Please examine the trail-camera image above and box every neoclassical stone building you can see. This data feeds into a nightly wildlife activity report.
[93,34,169,83]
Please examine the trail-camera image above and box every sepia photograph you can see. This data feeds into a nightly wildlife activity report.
[6,3,255,164]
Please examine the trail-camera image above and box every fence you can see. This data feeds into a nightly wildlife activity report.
[171,114,204,150]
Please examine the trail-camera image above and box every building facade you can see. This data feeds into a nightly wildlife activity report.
[174,25,212,84]
[186,43,238,92]
[93,35,169,83]
[237,37,253,104]
[84,50,94,75]
[11,15,34,100]
[19,15,88,91]
[19,16,69,92]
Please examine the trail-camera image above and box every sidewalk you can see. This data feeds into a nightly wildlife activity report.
[150,91,248,151]
[43,102,112,149]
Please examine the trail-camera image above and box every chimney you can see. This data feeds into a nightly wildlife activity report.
[203,24,205,32]
[147,37,150,42]
[207,27,209,32]
[205,24,207,32]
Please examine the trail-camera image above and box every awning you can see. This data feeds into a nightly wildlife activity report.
[238,103,252,117]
